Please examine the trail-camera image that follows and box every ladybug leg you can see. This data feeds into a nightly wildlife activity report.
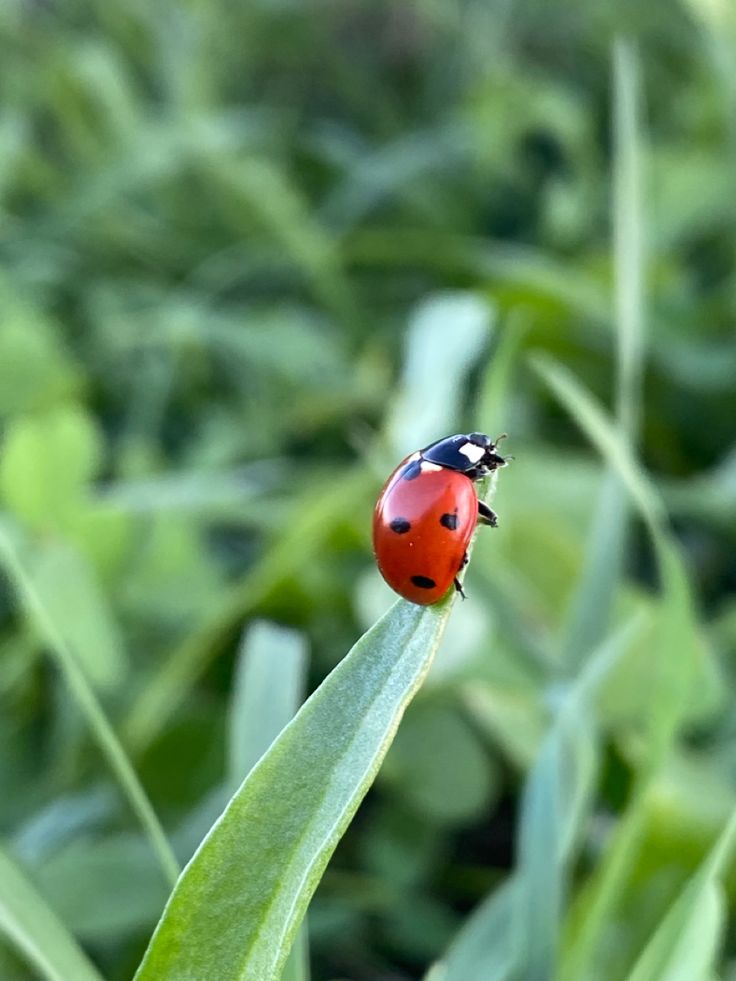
[454,553,469,599]
[478,501,499,528]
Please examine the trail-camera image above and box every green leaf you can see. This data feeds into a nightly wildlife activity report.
[475,310,529,430]
[29,541,127,690]
[208,156,354,322]
[0,522,179,889]
[228,620,308,785]
[612,37,644,437]
[30,834,169,942]
[530,357,718,977]
[529,353,709,755]
[173,621,310,863]
[513,621,639,979]
[0,843,104,981]
[529,353,664,537]
[280,924,310,981]
[427,880,517,981]
[561,472,627,672]
[625,812,736,981]
[0,405,102,531]
[387,292,494,452]
[134,593,466,980]
[228,621,311,981]
[0,296,79,415]
[433,620,639,981]
[563,37,643,672]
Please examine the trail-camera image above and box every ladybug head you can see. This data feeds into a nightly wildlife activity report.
[466,432,510,476]
[420,432,511,477]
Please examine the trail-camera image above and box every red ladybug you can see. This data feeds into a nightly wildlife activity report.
[372,432,509,605]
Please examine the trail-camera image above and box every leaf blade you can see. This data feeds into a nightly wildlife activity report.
[0,522,179,889]
[0,844,104,981]
[625,812,736,981]
[228,620,308,786]
[134,598,458,981]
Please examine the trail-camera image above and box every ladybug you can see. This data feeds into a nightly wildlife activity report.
[372,432,509,606]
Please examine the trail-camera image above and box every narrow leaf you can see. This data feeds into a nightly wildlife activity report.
[229,620,308,785]
[475,311,528,429]
[174,621,308,861]
[561,472,627,671]
[30,541,127,690]
[429,880,517,981]
[387,292,494,452]
[612,37,644,435]
[532,358,711,978]
[625,812,736,981]
[563,38,643,671]
[0,523,179,889]
[228,621,310,981]
[435,621,639,981]
[134,574,477,980]
[513,621,639,979]
[0,844,104,981]
[530,354,704,756]
[529,353,664,536]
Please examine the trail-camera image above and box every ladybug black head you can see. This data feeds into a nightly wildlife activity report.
[421,432,510,478]
[468,432,509,477]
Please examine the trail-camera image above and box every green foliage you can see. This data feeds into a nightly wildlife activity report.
[0,1,735,979]
[134,591,471,980]
[0,845,103,981]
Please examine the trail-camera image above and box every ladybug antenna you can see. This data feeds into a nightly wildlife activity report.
[493,433,508,447]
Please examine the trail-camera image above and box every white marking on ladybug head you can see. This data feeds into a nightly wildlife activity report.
[420,461,443,473]
[458,442,486,464]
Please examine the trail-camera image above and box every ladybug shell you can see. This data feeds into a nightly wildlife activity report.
[372,454,479,605]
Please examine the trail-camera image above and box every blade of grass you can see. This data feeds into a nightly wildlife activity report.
[0,524,179,889]
[475,310,529,429]
[431,619,640,981]
[134,477,500,981]
[228,620,308,786]
[0,843,104,981]
[529,354,665,550]
[513,621,640,980]
[530,352,699,753]
[427,880,517,981]
[625,810,736,981]
[134,602,447,980]
[613,37,644,438]
[561,473,628,670]
[173,622,309,863]
[530,355,706,978]
[562,37,644,672]
[229,621,310,981]
[386,291,494,453]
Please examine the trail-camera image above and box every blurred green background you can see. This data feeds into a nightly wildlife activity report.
[1,0,736,979]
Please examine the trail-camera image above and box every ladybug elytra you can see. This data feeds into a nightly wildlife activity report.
[372,432,509,605]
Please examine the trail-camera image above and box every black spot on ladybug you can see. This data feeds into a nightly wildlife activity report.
[389,517,411,534]
[440,512,458,530]
[400,460,421,481]
[411,575,436,590]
